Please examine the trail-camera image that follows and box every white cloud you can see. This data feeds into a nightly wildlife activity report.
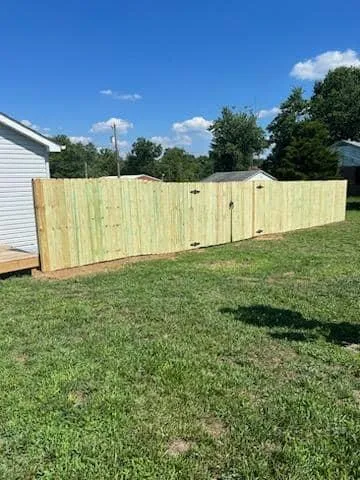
[100,89,113,95]
[69,136,92,146]
[21,119,35,128]
[257,107,281,119]
[151,134,192,149]
[21,119,50,133]
[172,116,212,136]
[100,89,142,101]
[254,143,275,160]
[116,93,142,101]
[90,117,133,134]
[118,140,130,151]
[110,137,130,151]
[290,49,360,80]
[150,116,212,151]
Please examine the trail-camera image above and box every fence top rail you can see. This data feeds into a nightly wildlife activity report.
[33,178,347,186]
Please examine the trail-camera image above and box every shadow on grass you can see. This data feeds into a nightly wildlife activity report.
[347,201,360,211]
[220,305,360,345]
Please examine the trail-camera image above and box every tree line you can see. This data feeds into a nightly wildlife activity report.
[50,66,360,181]
[50,136,213,181]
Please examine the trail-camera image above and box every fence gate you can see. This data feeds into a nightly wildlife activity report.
[186,182,233,248]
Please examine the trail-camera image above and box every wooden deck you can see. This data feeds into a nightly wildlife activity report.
[0,245,39,275]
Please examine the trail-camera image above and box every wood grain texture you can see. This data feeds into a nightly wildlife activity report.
[253,180,347,236]
[33,179,347,272]
[0,245,39,274]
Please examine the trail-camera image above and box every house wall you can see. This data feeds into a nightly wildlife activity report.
[250,172,274,181]
[0,124,49,252]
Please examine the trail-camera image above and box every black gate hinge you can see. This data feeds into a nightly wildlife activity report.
[256,185,264,189]
[190,189,200,194]
[190,242,200,247]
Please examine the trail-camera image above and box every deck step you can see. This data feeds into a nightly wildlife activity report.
[0,245,39,274]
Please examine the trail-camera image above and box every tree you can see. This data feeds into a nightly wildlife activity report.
[196,155,214,179]
[155,148,199,182]
[123,138,162,176]
[272,120,339,180]
[311,66,360,142]
[49,136,122,178]
[265,87,309,175]
[209,107,266,172]
[50,135,98,178]
[89,148,122,178]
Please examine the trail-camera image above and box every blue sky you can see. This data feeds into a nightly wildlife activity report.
[2,0,359,155]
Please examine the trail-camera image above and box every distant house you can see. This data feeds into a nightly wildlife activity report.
[104,174,161,182]
[201,169,276,183]
[332,140,360,195]
[0,112,62,252]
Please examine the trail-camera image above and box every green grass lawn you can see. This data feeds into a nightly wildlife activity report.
[1,200,360,479]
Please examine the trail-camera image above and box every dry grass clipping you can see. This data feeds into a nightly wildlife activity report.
[202,418,227,439]
[166,439,193,456]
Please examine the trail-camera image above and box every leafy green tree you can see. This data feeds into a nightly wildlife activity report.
[50,135,98,178]
[272,120,339,180]
[89,148,122,177]
[311,67,360,142]
[265,87,309,174]
[196,155,214,179]
[155,148,199,182]
[209,107,266,172]
[50,136,124,178]
[123,138,162,176]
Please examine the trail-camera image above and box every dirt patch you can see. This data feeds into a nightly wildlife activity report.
[243,343,298,373]
[68,390,87,407]
[166,439,193,456]
[254,234,284,241]
[14,353,28,364]
[202,418,227,439]
[32,253,178,280]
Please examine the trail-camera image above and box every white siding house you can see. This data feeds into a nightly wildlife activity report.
[0,113,62,252]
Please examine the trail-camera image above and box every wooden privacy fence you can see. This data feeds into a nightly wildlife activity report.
[33,179,347,272]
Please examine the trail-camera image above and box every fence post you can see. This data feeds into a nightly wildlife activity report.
[32,179,51,272]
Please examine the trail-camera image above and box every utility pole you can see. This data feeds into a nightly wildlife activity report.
[112,123,121,178]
